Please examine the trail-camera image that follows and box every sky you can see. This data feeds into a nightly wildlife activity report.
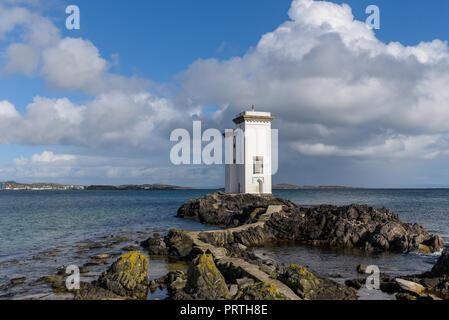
[0,0,449,188]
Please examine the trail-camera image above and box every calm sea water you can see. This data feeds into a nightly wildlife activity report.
[0,189,448,300]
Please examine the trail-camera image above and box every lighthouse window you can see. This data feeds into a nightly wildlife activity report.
[253,156,264,174]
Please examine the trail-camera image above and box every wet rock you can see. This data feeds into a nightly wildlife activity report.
[429,248,449,277]
[9,275,26,286]
[84,260,105,266]
[357,264,368,274]
[79,267,89,274]
[149,280,158,293]
[184,253,230,300]
[233,282,288,300]
[43,275,67,293]
[165,229,195,257]
[314,276,358,300]
[122,245,140,252]
[277,264,321,300]
[380,281,400,294]
[169,290,193,300]
[345,279,365,290]
[141,229,194,259]
[74,282,123,300]
[141,237,169,256]
[177,192,297,227]
[96,251,149,300]
[91,254,111,260]
[396,292,419,300]
[157,270,188,297]
[395,278,425,295]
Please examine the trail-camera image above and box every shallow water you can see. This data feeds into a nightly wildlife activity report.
[0,188,448,300]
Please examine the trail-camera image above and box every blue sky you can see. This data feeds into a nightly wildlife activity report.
[0,0,449,187]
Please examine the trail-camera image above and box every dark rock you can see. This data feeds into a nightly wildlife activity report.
[96,251,149,300]
[84,260,105,266]
[165,229,195,257]
[265,204,444,253]
[357,264,368,274]
[429,248,449,277]
[380,281,400,294]
[74,282,123,300]
[169,290,193,300]
[79,267,89,274]
[396,292,419,300]
[184,253,230,300]
[141,236,169,256]
[121,245,140,252]
[314,276,358,300]
[345,279,365,290]
[177,194,443,253]
[142,229,195,260]
[177,192,297,228]
[9,275,26,286]
[43,275,67,293]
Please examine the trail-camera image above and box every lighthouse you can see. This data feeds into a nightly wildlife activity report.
[225,106,274,194]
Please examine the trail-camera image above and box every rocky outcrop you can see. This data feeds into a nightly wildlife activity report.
[184,253,231,300]
[176,193,443,254]
[265,204,444,253]
[177,192,297,227]
[96,251,149,300]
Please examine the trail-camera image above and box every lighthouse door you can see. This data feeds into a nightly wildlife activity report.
[257,179,263,194]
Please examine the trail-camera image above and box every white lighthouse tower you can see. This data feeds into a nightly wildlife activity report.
[225,106,274,194]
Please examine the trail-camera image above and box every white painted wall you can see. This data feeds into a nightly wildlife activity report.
[225,111,273,194]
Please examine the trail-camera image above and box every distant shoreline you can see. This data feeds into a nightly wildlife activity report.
[0,182,194,191]
[272,184,361,190]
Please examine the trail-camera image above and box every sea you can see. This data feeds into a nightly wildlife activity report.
[0,188,448,300]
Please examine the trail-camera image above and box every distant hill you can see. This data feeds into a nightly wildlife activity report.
[0,181,84,190]
[85,184,194,191]
[273,184,360,190]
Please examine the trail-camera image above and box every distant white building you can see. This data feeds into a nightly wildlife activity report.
[225,107,274,194]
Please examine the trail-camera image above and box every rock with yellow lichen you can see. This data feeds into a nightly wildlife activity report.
[184,253,230,300]
[96,251,149,300]
[277,264,321,300]
[233,282,289,300]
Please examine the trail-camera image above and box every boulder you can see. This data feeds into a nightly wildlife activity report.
[96,251,149,299]
[184,253,230,300]
[233,282,289,300]
[395,278,425,295]
[429,249,449,277]
[277,264,321,300]
[165,229,195,257]
[141,229,194,259]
